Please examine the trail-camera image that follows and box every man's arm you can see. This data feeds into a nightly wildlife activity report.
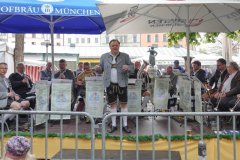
[0,91,8,100]
[40,70,49,80]
[197,70,207,84]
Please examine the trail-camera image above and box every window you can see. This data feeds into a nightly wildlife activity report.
[81,38,85,43]
[32,42,36,45]
[95,38,99,43]
[76,38,79,43]
[68,38,71,43]
[56,34,61,39]
[133,35,137,43]
[12,34,15,38]
[106,36,109,43]
[32,34,36,38]
[147,35,151,43]
[115,36,123,43]
[155,34,159,42]
[163,34,167,42]
[56,42,61,46]
[87,38,90,43]
[124,35,128,43]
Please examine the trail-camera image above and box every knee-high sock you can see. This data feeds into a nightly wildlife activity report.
[110,108,117,127]
[3,113,16,122]
[121,107,128,127]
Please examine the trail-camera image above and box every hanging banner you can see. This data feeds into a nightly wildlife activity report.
[128,79,142,112]
[85,77,104,118]
[194,80,202,123]
[51,79,72,120]
[35,80,50,125]
[179,78,192,112]
[153,77,169,110]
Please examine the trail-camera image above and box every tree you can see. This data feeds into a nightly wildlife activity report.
[167,30,240,62]
[14,34,24,71]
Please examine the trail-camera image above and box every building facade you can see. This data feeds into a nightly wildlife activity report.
[140,33,186,48]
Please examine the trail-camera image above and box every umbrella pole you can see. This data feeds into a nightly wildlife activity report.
[50,16,55,80]
[186,25,190,75]
[186,5,191,75]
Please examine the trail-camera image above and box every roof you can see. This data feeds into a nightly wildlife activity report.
[22,45,204,59]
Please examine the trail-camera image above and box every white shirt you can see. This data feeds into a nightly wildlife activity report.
[222,71,237,92]
[110,53,118,83]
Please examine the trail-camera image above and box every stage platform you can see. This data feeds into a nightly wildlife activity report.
[52,149,181,160]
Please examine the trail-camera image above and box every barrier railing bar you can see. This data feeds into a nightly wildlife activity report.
[75,115,79,160]
[90,113,95,160]
[16,114,19,136]
[217,116,220,160]
[200,116,203,141]
[30,114,33,154]
[102,115,106,160]
[45,118,48,160]
[120,116,123,160]
[184,116,187,160]
[168,116,171,160]
[1,113,4,158]
[152,115,155,160]
[101,112,240,117]
[60,115,63,160]
[136,116,139,160]
[233,115,236,160]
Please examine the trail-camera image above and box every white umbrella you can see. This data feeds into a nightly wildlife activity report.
[98,0,240,74]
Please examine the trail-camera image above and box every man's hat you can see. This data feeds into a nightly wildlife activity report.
[174,60,179,64]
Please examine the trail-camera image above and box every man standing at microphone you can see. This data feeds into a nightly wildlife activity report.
[96,39,134,133]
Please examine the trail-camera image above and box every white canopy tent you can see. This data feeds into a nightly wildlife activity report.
[98,0,240,74]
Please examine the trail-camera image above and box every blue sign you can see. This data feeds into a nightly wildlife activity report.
[0,0,105,33]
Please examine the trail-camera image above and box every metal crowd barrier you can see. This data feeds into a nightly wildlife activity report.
[102,112,240,160]
[0,110,95,160]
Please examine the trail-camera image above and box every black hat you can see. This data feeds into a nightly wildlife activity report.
[174,60,179,64]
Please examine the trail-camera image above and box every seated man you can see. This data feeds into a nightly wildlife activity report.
[191,60,207,84]
[40,62,52,81]
[173,60,185,73]
[75,62,95,114]
[74,62,84,78]
[0,62,30,112]
[213,62,240,111]
[9,63,33,99]
[54,59,75,111]
[202,58,228,101]
[128,61,151,111]
[129,61,141,79]
[166,66,178,97]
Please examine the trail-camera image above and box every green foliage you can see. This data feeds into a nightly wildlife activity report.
[167,32,201,47]
[2,132,240,142]
[226,30,240,41]
[167,30,240,47]
[203,33,220,43]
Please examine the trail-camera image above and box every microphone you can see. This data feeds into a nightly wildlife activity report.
[23,73,31,88]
